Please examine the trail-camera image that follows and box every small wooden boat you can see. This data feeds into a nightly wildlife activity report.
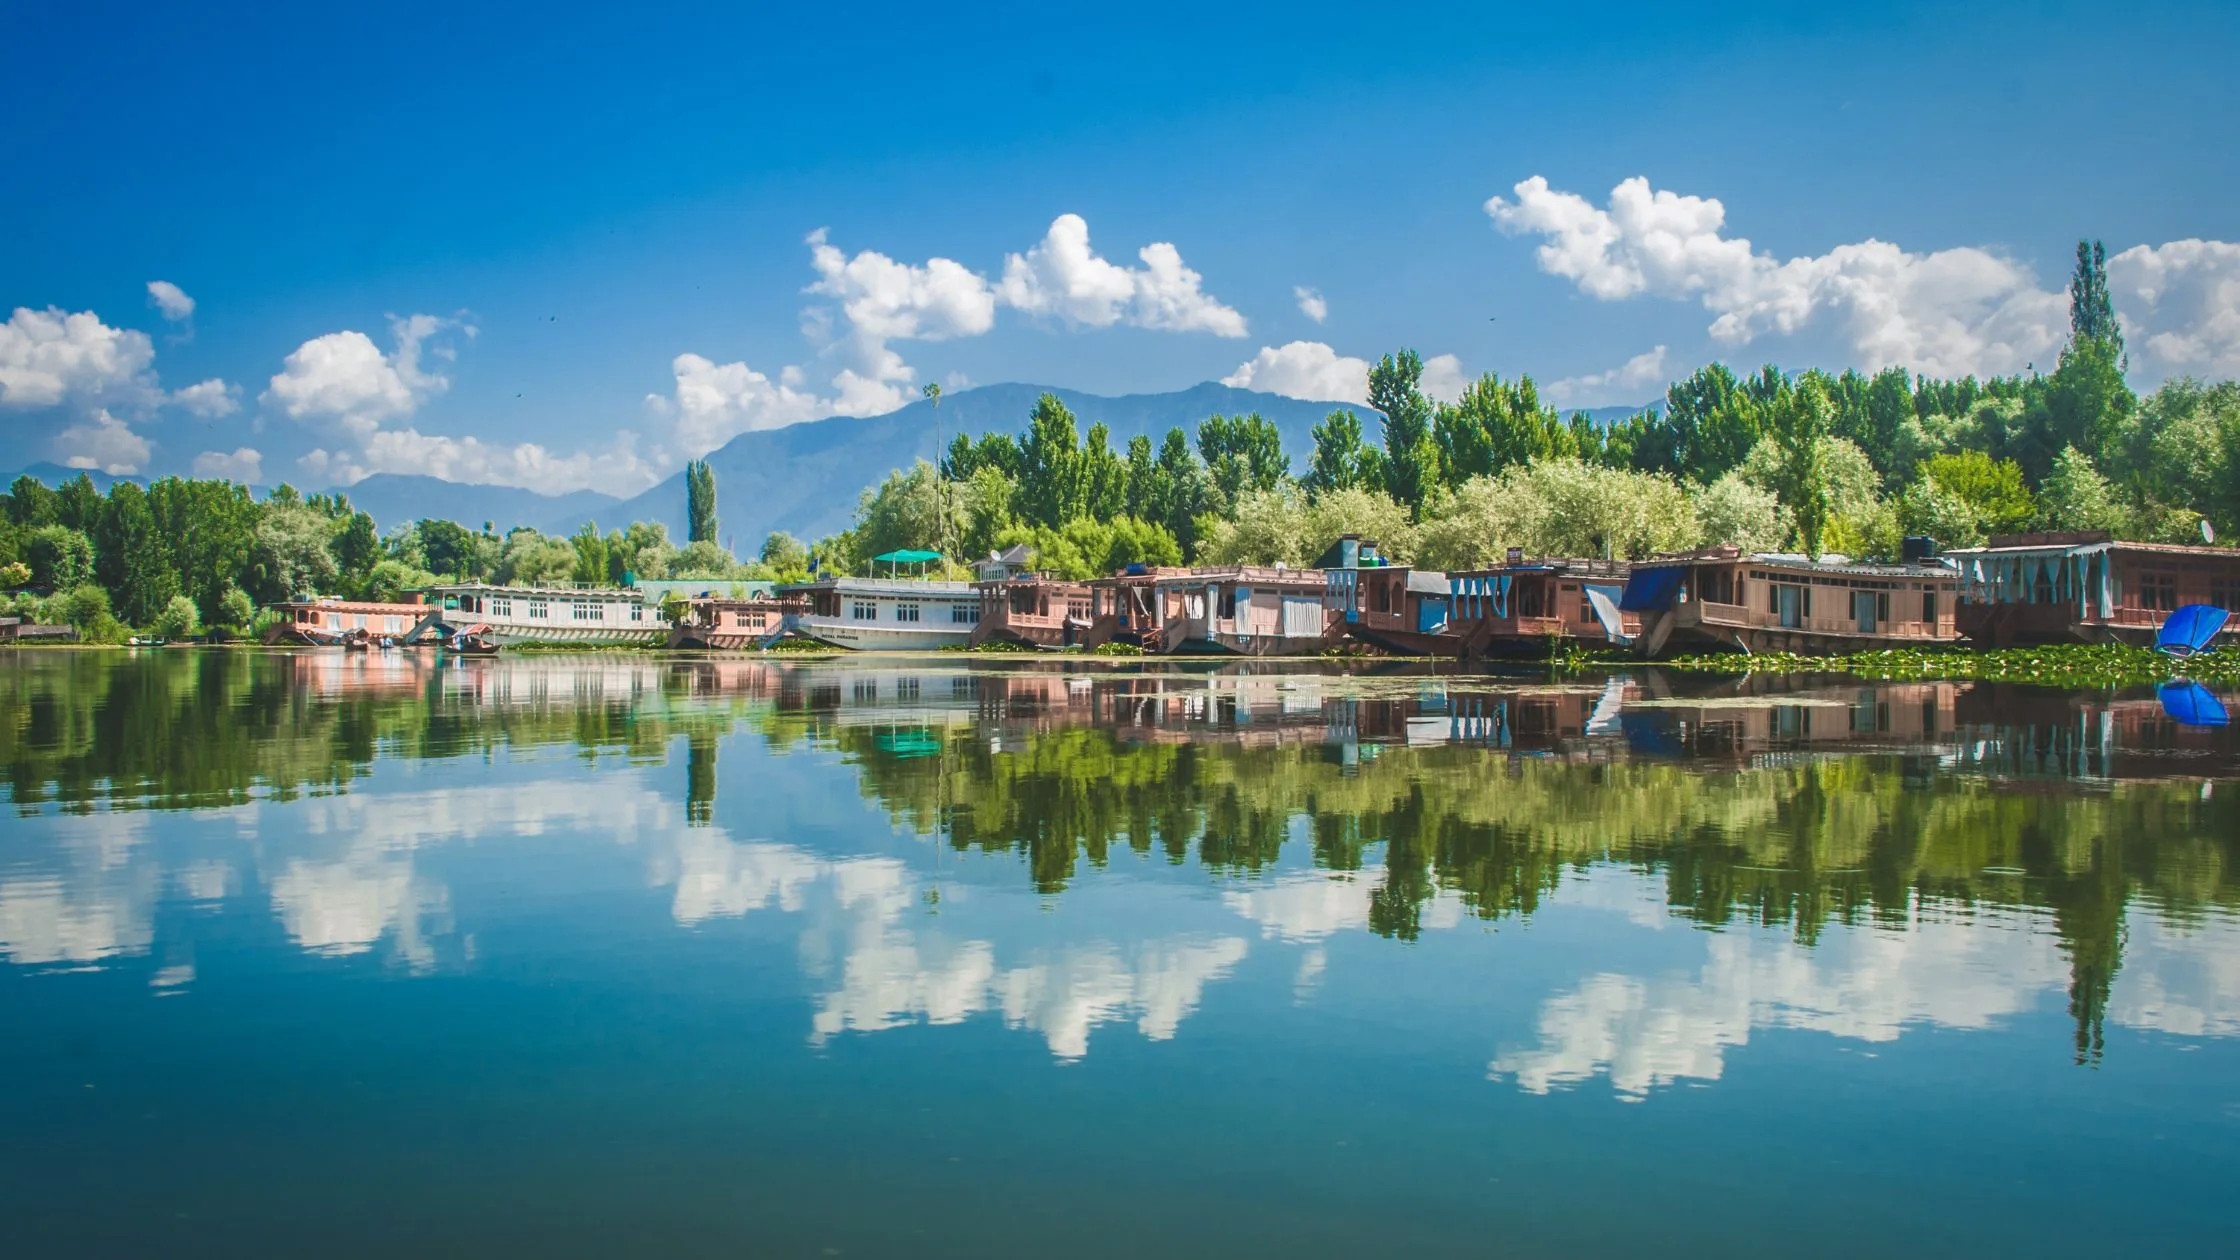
[449,624,499,656]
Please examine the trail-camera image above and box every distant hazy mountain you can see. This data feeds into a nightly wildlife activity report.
[2,461,151,494]
[6,385,1655,545]
[605,381,1358,550]
[336,474,620,537]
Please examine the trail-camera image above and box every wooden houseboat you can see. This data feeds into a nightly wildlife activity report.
[1326,561,1455,655]
[409,583,664,647]
[267,598,432,646]
[1620,546,1959,656]
[1142,565,1335,655]
[1447,559,1635,659]
[665,593,805,650]
[971,575,1095,648]
[778,576,978,650]
[1945,531,2240,648]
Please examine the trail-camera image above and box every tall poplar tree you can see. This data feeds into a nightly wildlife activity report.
[685,460,719,544]
[1369,350,1436,515]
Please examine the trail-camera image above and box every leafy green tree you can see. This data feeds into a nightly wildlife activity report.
[0,560,28,589]
[1147,428,1210,559]
[1369,350,1437,514]
[1772,376,1834,558]
[334,509,380,581]
[2035,446,2131,534]
[569,521,611,585]
[495,528,578,586]
[944,431,1023,481]
[1303,409,1387,496]
[95,482,180,624]
[251,502,341,601]
[1916,451,2035,536]
[6,476,59,527]
[27,525,94,591]
[148,477,258,622]
[1435,372,1571,484]
[854,460,969,561]
[671,539,746,579]
[2069,239,2124,355]
[1016,393,1087,528]
[759,531,810,577]
[151,595,201,639]
[218,585,256,630]
[686,459,719,543]
[57,583,125,640]
[55,473,103,533]
[1197,412,1288,511]
[1082,421,1128,521]
[1692,472,1787,553]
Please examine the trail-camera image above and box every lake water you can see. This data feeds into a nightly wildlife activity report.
[4,648,2239,1258]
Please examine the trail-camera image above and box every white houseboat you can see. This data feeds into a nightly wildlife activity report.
[779,576,979,650]
[410,583,664,647]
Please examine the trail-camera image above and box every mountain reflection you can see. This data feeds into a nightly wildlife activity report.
[3,650,2237,1091]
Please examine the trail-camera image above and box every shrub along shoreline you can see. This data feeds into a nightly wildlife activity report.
[1635,642,2240,689]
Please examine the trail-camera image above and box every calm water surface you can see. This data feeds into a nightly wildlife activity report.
[5,648,2239,1257]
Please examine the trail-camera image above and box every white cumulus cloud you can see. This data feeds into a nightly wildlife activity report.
[1486,175,2068,378]
[1547,344,1671,406]
[648,351,835,457]
[0,307,160,410]
[54,408,152,475]
[998,214,1247,336]
[147,280,196,322]
[1419,352,1469,404]
[1222,340,1370,403]
[191,447,264,482]
[265,313,462,435]
[1294,286,1328,323]
[806,229,997,342]
[301,428,655,497]
[2108,239,2240,375]
[172,377,240,417]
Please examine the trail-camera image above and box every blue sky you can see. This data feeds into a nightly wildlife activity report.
[4,1,2237,495]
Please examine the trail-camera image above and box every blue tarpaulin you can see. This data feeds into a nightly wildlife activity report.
[1619,566,1687,612]
[2159,682,2230,727]
[2156,604,2230,656]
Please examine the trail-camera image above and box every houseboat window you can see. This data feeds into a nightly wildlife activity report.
[2132,569,2168,609]
[952,603,975,624]
[629,604,643,621]
[528,600,548,619]
[896,603,921,623]
[851,601,877,621]
[1011,588,1038,615]
[854,678,877,702]
[492,598,512,617]
[897,677,921,701]
[1922,591,1938,625]
[1218,586,1238,619]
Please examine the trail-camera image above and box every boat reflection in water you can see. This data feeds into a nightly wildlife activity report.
[4,649,2238,1256]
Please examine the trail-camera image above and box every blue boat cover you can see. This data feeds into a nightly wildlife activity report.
[2159,681,2230,727]
[1619,565,1687,612]
[2156,604,2230,655]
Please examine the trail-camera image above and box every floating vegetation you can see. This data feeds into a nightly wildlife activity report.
[1652,643,2240,689]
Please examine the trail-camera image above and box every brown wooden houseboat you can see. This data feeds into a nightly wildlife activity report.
[1946,531,2240,648]
[1621,546,1959,656]
[970,576,1096,648]
[1083,565,1334,655]
[267,597,432,646]
[1447,558,1636,659]
[665,593,805,650]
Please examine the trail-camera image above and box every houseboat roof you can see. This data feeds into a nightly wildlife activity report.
[627,577,777,600]
[1947,530,2239,560]
[1149,565,1325,588]
[1447,557,1632,580]
[1637,546,1954,580]
[415,582,649,599]
[271,596,432,612]
[778,576,975,596]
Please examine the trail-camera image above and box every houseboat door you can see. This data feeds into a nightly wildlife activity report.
[1853,590,1877,633]
[1776,584,1803,629]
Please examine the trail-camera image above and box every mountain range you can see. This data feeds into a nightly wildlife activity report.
[7,384,1647,549]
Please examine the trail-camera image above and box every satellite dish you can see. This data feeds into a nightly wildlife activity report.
[2205,519,2218,545]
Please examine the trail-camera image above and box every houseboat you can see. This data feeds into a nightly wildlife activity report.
[1140,565,1334,655]
[1620,546,1959,656]
[778,576,979,650]
[665,593,805,650]
[1448,558,1636,659]
[1945,531,2240,648]
[972,575,1096,648]
[408,583,664,647]
[1326,561,1455,655]
[267,598,431,646]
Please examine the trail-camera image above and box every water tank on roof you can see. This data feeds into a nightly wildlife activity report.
[1901,536,1938,563]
